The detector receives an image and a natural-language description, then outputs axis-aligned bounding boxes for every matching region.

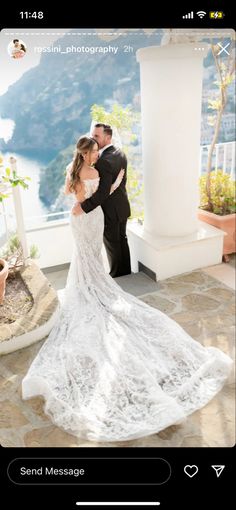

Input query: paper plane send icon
[211,465,225,477]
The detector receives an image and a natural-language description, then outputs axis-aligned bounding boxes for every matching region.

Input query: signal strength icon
[196,11,207,18]
[182,12,194,19]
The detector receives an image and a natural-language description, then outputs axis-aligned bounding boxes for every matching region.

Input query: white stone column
[10,157,29,263]
[136,44,209,237]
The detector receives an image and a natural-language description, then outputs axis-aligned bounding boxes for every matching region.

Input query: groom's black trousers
[103,219,131,278]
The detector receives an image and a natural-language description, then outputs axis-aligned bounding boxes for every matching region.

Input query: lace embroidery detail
[22,188,233,442]
[83,178,100,199]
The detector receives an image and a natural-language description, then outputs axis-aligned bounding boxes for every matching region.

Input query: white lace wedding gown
[22,179,233,442]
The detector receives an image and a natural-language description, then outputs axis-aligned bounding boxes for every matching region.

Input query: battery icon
[209,11,224,18]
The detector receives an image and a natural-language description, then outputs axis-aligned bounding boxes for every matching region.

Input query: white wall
[26,220,73,268]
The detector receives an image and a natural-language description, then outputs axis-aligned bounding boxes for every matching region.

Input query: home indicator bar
[75,503,161,507]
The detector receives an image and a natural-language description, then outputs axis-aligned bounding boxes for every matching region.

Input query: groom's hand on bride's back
[110,168,125,193]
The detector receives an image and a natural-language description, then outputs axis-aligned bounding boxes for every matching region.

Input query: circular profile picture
[8,39,27,59]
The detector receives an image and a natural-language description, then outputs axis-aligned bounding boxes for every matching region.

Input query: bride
[22,135,233,442]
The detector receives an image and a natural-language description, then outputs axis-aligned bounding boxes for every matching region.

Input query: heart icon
[184,465,199,478]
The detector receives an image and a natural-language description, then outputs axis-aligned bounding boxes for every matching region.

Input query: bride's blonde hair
[69,136,97,193]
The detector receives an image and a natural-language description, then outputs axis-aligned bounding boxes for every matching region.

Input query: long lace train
[22,186,233,442]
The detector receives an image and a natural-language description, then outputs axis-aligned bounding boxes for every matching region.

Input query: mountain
[39,144,74,207]
[0,29,162,156]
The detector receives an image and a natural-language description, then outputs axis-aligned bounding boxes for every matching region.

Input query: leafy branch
[0,156,31,203]
[1,167,30,190]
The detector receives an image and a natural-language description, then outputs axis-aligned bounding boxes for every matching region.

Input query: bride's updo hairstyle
[69,136,97,193]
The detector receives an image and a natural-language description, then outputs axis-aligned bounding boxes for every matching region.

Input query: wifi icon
[196,11,206,18]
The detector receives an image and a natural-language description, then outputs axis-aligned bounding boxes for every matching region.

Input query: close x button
[7,458,171,485]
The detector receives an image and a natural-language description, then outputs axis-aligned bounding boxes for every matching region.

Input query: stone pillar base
[127,220,225,281]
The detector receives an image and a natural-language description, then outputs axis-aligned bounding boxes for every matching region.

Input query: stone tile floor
[0,259,235,447]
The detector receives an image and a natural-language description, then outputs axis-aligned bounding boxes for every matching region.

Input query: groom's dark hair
[95,123,112,137]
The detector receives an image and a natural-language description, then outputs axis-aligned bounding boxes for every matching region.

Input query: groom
[72,123,131,278]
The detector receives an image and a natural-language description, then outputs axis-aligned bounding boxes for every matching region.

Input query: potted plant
[198,170,236,260]
[198,40,235,261]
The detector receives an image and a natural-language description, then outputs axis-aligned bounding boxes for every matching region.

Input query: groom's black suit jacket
[81,145,131,222]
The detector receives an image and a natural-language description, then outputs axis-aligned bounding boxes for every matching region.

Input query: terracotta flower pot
[0,258,9,305]
[198,210,236,256]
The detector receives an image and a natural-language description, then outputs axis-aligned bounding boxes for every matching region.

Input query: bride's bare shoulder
[90,167,99,179]
[80,167,99,180]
